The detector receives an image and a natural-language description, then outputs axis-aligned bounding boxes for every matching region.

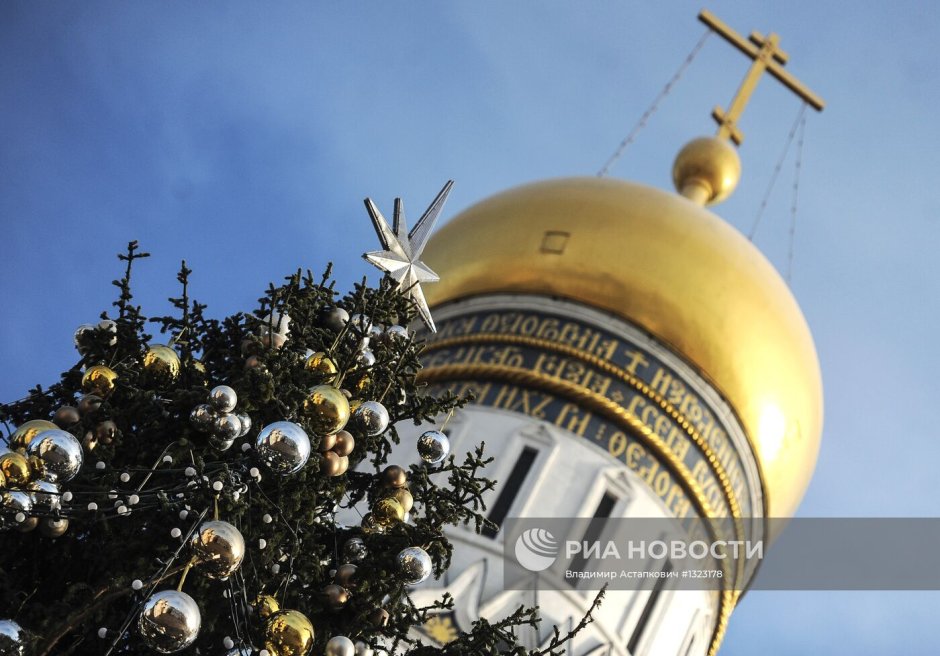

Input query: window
[568,492,618,578]
[627,559,674,655]
[482,446,538,538]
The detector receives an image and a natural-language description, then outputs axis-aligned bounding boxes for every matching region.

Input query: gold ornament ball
[40,517,69,538]
[16,516,39,533]
[372,497,405,527]
[302,386,350,435]
[142,345,181,384]
[82,365,118,397]
[0,452,32,487]
[304,351,338,382]
[321,451,343,477]
[95,420,118,443]
[380,465,408,489]
[82,432,99,452]
[53,406,80,428]
[264,609,314,656]
[332,431,355,457]
[322,583,349,611]
[78,394,103,415]
[318,433,338,453]
[335,563,357,588]
[390,487,414,513]
[369,608,390,627]
[0,469,5,488]
[360,513,382,535]
[254,594,280,619]
[10,420,57,449]
[335,455,349,476]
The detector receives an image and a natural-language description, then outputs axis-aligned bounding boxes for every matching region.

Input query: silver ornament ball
[417,430,450,465]
[27,429,83,482]
[0,491,33,529]
[190,520,245,578]
[138,590,201,653]
[189,404,216,431]
[209,385,238,413]
[207,435,234,452]
[215,414,242,440]
[29,480,62,513]
[397,546,432,585]
[235,413,252,437]
[352,401,389,437]
[0,619,27,656]
[73,323,95,354]
[325,636,355,656]
[254,421,311,475]
[343,537,368,563]
[356,349,376,369]
[322,307,349,332]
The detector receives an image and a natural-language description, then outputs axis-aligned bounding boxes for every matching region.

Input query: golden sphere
[380,465,408,489]
[390,487,414,513]
[318,433,337,452]
[332,430,355,457]
[322,583,349,610]
[0,452,32,487]
[16,516,39,533]
[372,497,405,527]
[53,406,80,428]
[39,517,69,538]
[335,563,357,588]
[671,136,741,205]
[254,594,280,619]
[304,351,337,382]
[0,469,5,488]
[302,385,350,435]
[422,177,823,521]
[142,345,181,384]
[82,365,118,397]
[10,420,57,449]
[320,451,343,477]
[264,609,314,656]
[360,512,382,534]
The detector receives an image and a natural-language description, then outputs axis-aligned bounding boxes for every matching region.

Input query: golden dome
[422,177,823,518]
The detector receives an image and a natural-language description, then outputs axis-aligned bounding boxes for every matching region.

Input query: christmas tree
[0,186,601,656]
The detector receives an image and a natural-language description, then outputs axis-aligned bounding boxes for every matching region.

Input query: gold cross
[699,10,824,146]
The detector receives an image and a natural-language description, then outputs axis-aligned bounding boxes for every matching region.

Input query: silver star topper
[363,180,454,333]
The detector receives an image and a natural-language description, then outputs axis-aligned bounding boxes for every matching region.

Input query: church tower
[396,11,824,655]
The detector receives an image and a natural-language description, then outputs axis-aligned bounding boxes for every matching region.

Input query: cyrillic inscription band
[421,309,757,532]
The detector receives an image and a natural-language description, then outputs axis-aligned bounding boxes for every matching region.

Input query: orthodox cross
[699,9,825,145]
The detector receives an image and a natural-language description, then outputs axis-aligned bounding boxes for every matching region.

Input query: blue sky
[2,2,938,653]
